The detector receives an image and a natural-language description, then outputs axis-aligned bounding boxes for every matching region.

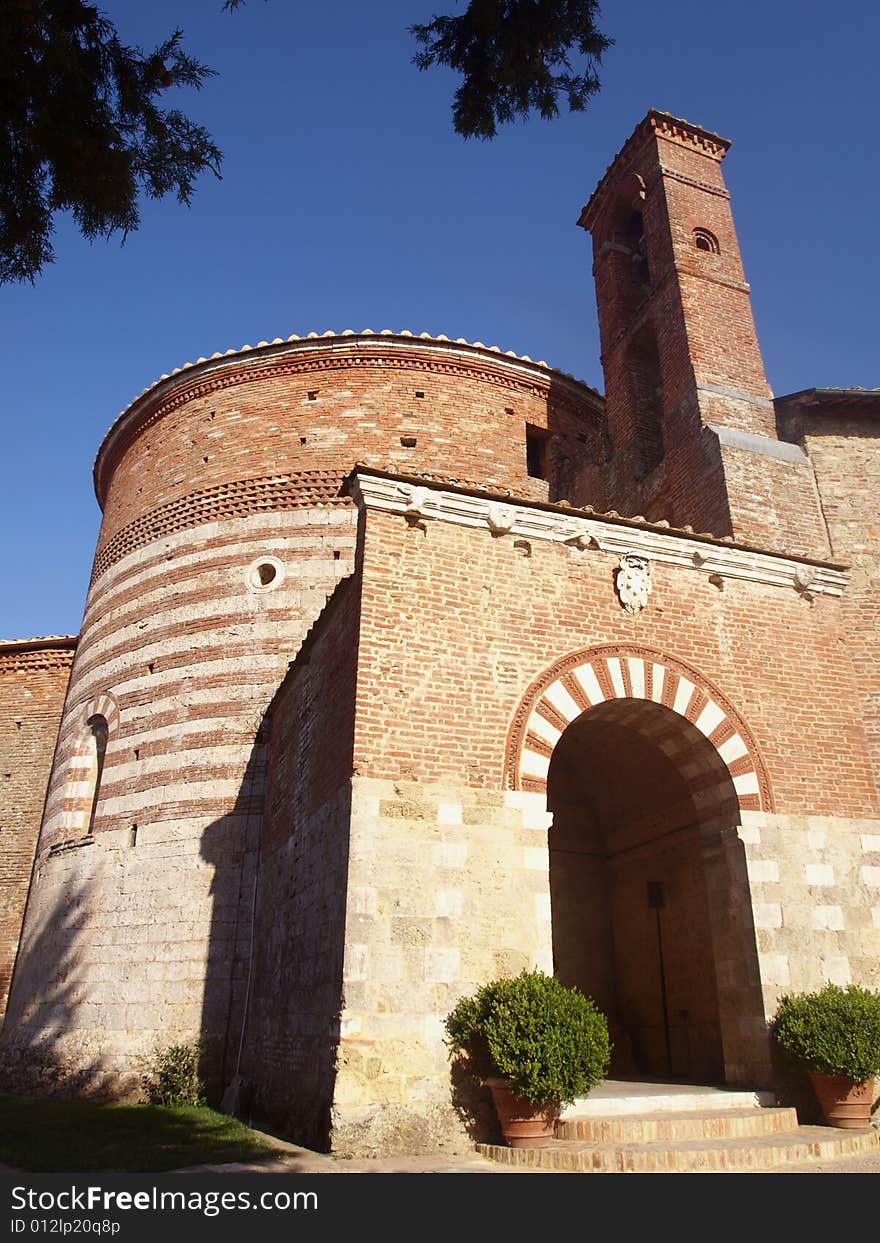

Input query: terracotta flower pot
[486,1077,559,1148]
[808,1072,878,1129]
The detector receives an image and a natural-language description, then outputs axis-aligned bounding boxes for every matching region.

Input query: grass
[0,1095,283,1173]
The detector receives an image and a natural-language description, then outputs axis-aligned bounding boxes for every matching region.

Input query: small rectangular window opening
[525,425,550,480]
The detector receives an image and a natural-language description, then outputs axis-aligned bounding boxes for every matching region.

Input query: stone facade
[1,111,878,1155]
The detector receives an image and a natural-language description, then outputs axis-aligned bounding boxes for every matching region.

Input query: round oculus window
[246,556,285,592]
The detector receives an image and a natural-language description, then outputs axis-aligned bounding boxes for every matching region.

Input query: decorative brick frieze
[92,471,350,579]
[94,335,601,508]
[0,641,77,673]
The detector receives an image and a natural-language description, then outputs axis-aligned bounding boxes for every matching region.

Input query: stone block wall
[332,778,554,1155]
[303,479,880,1146]
[1,332,603,1104]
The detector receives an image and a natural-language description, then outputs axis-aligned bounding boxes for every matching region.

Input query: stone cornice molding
[93,335,602,507]
[658,166,731,200]
[350,471,849,598]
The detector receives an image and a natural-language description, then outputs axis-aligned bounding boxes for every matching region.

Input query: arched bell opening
[546,697,763,1086]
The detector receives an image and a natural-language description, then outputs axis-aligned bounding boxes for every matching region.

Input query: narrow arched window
[85,714,109,835]
[693,227,720,255]
[623,208,650,285]
[626,323,665,479]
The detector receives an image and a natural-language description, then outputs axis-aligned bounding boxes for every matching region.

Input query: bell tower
[579,111,828,557]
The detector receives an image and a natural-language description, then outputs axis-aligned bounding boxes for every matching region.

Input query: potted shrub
[772,982,880,1129]
[445,969,612,1147]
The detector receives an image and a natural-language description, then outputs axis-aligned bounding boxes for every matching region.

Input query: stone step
[477,1126,880,1173]
[562,1081,775,1117]
[556,1106,799,1143]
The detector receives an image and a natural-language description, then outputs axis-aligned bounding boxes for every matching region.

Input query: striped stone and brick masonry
[2,333,603,1098]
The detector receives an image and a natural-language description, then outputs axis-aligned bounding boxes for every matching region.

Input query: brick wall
[577,112,829,558]
[778,393,880,797]
[1,335,603,1096]
[0,640,75,1021]
[352,506,874,815]
[94,336,603,563]
[0,508,356,1096]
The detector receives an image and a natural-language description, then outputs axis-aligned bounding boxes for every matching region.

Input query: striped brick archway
[58,691,121,838]
[82,692,121,736]
[505,645,773,814]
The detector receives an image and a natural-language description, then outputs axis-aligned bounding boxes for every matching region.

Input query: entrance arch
[506,646,772,1087]
[505,646,773,813]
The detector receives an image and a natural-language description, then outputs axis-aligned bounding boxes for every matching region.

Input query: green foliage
[445,969,612,1107]
[142,1040,207,1107]
[772,983,880,1083]
[0,1096,274,1173]
[1,0,221,283]
[411,0,612,139]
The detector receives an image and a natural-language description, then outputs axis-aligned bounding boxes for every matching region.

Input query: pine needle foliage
[1,1,221,283]
[411,0,612,139]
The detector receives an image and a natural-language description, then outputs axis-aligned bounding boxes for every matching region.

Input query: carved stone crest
[486,503,515,535]
[616,554,652,613]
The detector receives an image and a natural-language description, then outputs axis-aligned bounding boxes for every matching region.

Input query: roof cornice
[93,331,602,508]
[349,468,848,599]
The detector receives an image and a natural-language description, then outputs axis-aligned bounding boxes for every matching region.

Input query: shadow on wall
[201,577,360,1151]
[198,734,266,1108]
[199,741,350,1152]
[0,724,349,1145]
[0,876,114,1098]
[448,1059,502,1147]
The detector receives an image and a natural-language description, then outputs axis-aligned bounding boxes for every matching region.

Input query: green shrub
[772,983,880,1083]
[142,1040,206,1107]
[445,969,612,1108]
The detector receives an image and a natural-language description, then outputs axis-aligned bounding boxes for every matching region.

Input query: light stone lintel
[351,473,847,596]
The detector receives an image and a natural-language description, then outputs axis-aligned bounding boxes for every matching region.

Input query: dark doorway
[547,699,748,1084]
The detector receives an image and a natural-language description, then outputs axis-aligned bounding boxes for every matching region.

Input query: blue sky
[1,1,877,640]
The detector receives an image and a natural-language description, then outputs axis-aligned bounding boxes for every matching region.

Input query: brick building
[1,111,879,1154]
